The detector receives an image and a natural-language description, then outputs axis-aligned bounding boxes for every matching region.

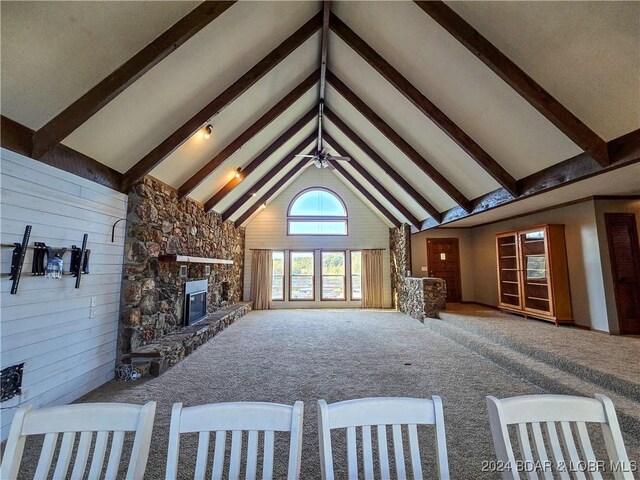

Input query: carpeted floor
[70,308,639,479]
[9,308,640,478]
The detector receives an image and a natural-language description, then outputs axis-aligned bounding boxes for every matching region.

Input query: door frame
[604,213,640,335]
[426,237,462,302]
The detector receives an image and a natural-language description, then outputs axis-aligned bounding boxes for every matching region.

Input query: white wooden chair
[317,396,450,480]
[487,394,635,480]
[0,401,156,480]
[166,401,304,480]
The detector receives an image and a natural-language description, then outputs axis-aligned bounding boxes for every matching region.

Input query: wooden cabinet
[496,224,573,324]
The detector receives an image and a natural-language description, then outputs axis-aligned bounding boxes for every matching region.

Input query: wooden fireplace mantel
[158,254,234,265]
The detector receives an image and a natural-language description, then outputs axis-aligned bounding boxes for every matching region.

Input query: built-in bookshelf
[495,225,573,325]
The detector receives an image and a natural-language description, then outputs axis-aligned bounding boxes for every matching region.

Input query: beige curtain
[250,250,273,310]
[361,249,384,309]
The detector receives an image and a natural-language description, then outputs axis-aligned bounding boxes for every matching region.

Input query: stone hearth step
[128,302,251,377]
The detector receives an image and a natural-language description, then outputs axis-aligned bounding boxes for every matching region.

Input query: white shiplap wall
[243,167,392,308]
[0,148,127,440]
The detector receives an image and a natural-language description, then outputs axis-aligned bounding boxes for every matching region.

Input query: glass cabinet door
[497,234,521,308]
[519,229,552,314]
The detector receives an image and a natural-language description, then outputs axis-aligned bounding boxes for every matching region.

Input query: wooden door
[605,213,640,334]
[427,238,462,302]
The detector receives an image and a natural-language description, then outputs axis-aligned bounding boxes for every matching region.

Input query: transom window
[287,188,347,235]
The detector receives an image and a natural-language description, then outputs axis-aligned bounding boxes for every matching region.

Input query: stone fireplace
[118,177,245,362]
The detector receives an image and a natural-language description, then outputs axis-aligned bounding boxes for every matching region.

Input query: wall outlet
[90,296,97,307]
[89,308,97,319]
[421,266,428,272]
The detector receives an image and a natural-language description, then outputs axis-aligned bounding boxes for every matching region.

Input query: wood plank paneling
[0,148,127,441]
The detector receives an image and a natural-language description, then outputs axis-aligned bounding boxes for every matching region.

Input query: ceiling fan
[295,101,351,169]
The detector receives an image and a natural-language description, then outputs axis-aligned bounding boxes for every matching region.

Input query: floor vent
[1,363,24,402]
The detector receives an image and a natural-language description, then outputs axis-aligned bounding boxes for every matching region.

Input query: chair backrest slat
[70,431,93,480]
[262,431,275,480]
[228,430,243,480]
[362,425,374,480]
[546,422,570,480]
[516,423,538,480]
[575,422,603,480]
[167,401,304,480]
[407,424,424,480]
[487,395,634,480]
[34,432,58,480]
[246,430,259,479]
[1,402,155,480]
[377,424,391,478]
[560,421,587,480]
[105,430,125,479]
[88,431,109,480]
[529,423,553,480]
[194,431,209,480]
[346,426,358,479]
[212,430,227,480]
[317,397,448,480]
[392,424,406,479]
[52,431,75,479]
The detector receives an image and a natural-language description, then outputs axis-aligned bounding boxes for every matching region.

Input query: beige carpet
[11,308,640,478]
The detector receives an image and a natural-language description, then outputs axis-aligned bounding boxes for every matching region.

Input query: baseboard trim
[460,301,499,310]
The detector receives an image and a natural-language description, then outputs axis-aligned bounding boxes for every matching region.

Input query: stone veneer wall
[390,224,411,310]
[400,277,447,321]
[119,177,245,361]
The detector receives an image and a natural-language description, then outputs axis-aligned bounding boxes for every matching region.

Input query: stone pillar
[389,224,411,310]
[399,277,447,321]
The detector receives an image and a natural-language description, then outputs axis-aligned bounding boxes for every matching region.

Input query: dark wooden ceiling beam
[203,108,318,211]
[319,1,331,102]
[2,115,123,191]
[322,108,441,221]
[220,133,316,218]
[328,160,402,228]
[122,11,323,191]
[413,1,610,167]
[420,129,640,230]
[329,13,519,197]
[178,71,319,199]
[323,132,422,229]
[31,1,236,160]
[234,158,311,226]
[326,72,470,212]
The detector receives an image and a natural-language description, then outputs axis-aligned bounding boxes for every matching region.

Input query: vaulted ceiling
[2,1,639,230]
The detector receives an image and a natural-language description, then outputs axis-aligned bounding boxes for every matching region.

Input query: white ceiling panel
[325,68,500,198]
[183,90,318,206]
[323,124,429,220]
[324,107,458,213]
[447,1,640,141]
[63,1,320,172]
[328,169,395,228]
[149,41,320,187]
[213,126,317,213]
[331,2,582,178]
[230,159,315,224]
[0,1,199,129]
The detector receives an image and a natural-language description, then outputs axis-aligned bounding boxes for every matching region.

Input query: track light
[234,167,242,179]
[260,203,267,209]
[203,124,213,139]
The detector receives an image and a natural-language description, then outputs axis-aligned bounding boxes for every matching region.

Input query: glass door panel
[497,234,521,308]
[519,229,551,314]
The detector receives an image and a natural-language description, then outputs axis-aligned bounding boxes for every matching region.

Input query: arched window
[287,188,347,235]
